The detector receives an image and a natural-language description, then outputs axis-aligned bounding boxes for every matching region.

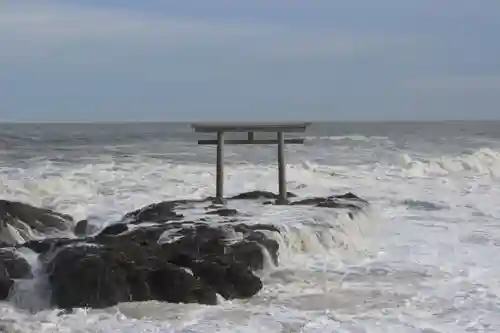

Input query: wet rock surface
[122,200,190,224]
[206,208,239,217]
[0,200,73,245]
[0,275,13,300]
[291,192,368,210]
[0,190,368,309]
[47,242,218,309]
[229,190,297,200]
[42,219,280,309]
[0,248,33,300]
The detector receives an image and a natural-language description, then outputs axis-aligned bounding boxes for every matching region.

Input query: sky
[0,0,499,122]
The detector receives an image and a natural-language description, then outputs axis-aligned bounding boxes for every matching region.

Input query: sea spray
[396,147,500,178]
[269,210,374,268]
[8,247,52,312]
[2,122,499,331]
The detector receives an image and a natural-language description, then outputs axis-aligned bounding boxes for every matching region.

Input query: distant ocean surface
[2,121,500,332]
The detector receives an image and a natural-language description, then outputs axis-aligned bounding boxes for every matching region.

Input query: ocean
[1,121,500,332]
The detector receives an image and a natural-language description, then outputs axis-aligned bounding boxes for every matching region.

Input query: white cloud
[0,2,415,62]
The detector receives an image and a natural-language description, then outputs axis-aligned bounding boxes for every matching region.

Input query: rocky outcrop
[229,190,297,200]
[0,200,73,245]
[73,219,89,237]
[40,218,279,309]
[1,190,368,310]
[0,248,33,300]
[121,200,187,224]
[206,208,239,217]
[291,192,368,210]
[21,237,79,255]
[0,274,13,300]
[46,242,218,309]
[73,219,100,237]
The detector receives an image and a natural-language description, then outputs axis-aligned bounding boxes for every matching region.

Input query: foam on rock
[0,190,368,310]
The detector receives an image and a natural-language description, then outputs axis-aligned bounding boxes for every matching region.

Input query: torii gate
[191,122,311,205]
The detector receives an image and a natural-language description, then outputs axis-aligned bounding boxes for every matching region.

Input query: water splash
[396,148,500,179]
[7,247,52,313]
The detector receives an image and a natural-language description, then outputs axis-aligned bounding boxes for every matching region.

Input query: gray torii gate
[191,122,311,204]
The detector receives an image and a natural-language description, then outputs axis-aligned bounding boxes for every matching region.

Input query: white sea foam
[157,228,185,244]
[7,247,52,313]
[1,136,500,332]
[396,147,500,178]
[305,135,389,142]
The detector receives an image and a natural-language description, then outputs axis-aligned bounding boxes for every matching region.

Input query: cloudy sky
[0,0,499,122]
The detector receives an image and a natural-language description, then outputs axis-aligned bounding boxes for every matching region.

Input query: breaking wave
[305,135,389,142]
[3,125,500,332]
[396,147,500,178]
[401,199,449,211]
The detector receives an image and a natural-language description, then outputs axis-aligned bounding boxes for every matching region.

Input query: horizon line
[1,119,500,125]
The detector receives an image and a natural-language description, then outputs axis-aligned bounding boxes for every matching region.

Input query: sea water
[1,121,500,332]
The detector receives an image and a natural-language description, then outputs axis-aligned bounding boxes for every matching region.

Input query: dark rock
[190,257,262,299]
[229,239,273,270]
[0,275,13,300]
[2,191,371,308]
[73,219,99,237]
[0,248,33,279]
[206,208,239,217]
[97,224,170,248]
[0,248,33,300]
[48,245,133,309]
[250,224,281,234]
[0,200,73,229]
[12,200,280,309]
[229,191,297,200]
[245,231,279,266]
[110,222,272,299]
[145,266,217,305]
[97,223,128,237]
[154,223,276,296]
[0,200,73,245]
[332,192,368,203]
[160,224,228,260]
[228,225,280,267]
[316,201,362,210]
[74,220,89,237]
[123,201,185,224]
[46,242,217,309]
[153,222,280,270]
[20,238,80,255]
[233,223,281,234]
[291,192,368,211]
[290,197,326,206]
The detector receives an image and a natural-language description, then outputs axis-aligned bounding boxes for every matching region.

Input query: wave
[7,247,51,313]
[401,199,449,211]
[271,210,376,266]
[1,195,376,315]
[0,158,365,223]
[305,135,389,142]
[396,148,500,178]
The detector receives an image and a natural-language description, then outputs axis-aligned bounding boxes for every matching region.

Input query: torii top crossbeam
[191,122,311,204]
[191,122,310,133]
